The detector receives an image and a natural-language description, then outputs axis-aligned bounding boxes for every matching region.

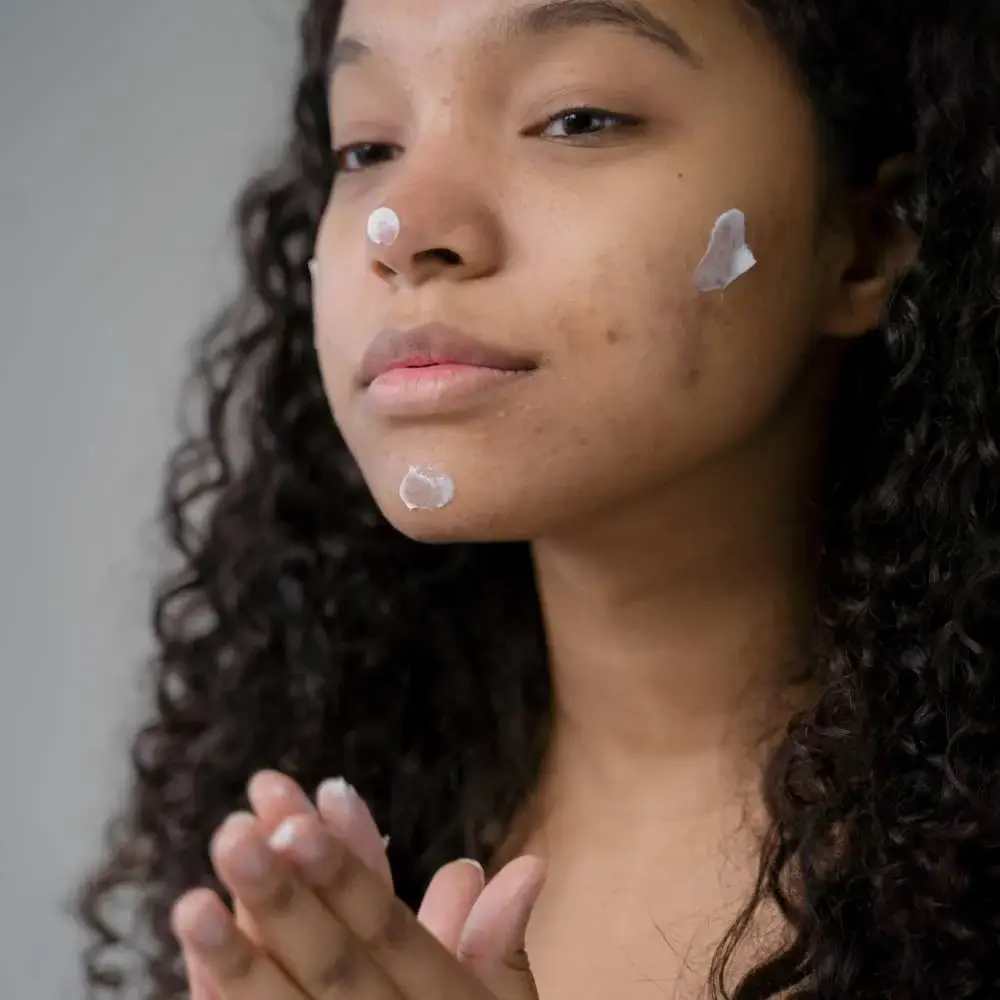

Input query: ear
[819,154,921,339]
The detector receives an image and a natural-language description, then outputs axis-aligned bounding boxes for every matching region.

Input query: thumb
[417,858,486,952]
[457,855,547,1000]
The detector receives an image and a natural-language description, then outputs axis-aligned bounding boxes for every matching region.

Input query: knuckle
[324,848,357,894]
[360,896,415,954]
[310,944,359,994]
[255,875,297,916]
[217,940,259,983]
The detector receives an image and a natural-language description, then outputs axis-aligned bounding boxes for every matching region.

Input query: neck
[527,356,833,835]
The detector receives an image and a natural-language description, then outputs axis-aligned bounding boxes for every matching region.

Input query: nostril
[420,247,462,266]
[371,259,396,279]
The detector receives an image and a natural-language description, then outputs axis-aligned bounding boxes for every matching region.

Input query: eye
[537,107,641,140]
[332,142,399,174]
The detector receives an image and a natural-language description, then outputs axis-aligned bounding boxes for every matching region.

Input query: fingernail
[248,771,314,814]
[272,779,314,811]
[221,813,271,882]
[269,817,327,865]
[268,818,299,850]
[458,858,486,886]
[189,902,231,949]
[316,777,361,830]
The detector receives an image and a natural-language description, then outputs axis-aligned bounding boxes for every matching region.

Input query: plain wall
[0,1,300,993]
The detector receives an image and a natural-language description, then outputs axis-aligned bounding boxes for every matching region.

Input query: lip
[358,323,538,388]
[356,323,538,415]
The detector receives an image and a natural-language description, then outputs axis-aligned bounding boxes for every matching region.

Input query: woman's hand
[239,772,492,953]
[174,774,547,1000]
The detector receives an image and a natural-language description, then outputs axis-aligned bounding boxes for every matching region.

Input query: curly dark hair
[78,2,1000,998]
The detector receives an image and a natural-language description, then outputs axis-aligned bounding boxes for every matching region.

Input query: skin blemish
[675,296,711,389]
[605,327,623,345]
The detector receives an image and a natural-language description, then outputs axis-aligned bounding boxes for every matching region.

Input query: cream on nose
[367,206,401,246]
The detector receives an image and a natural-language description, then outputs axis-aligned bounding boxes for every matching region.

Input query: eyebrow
[327,0,704,80]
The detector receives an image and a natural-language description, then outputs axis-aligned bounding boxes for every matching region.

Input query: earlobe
[820,155,920,339]
[822,273,898,339]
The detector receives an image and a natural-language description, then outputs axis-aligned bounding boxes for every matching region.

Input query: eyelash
[331,107,641,173]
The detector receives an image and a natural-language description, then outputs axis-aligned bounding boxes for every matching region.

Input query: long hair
[79,3,1000,998]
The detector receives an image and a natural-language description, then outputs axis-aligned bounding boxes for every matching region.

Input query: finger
[182,945,222,1000]
[417,860,485,953]
[233,902,262,949]
[316,777,393,888]
[269,813,492,1000]
[210,812,402,1000]
[247,771,316,833]
[237,771,320,944]
[457,856,547,1000]
[172,888,307,1000]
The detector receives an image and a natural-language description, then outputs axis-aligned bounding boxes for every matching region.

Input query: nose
[368,178,504,288]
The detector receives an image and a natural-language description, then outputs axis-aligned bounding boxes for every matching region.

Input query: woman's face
[313,0,850,542]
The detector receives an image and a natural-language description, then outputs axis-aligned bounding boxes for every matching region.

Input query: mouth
[357,323,539,415]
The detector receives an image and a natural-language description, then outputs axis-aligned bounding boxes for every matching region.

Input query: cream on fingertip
[268,818,299,850]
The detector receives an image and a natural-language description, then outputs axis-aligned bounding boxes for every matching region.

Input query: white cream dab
[367,206,401,246]
[307,257,318,278]
[399,466,455,510]
[692,208,757,292]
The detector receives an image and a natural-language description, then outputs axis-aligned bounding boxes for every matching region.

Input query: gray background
[1,1,301,994]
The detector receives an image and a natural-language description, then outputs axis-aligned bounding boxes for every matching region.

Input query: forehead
[330,0,708,73]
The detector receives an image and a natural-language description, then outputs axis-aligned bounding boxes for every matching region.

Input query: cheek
[546,232,713,394]
[539,211,820,472]
[311,250,370,420]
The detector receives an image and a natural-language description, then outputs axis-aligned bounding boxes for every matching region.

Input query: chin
[376,497,531,545]
[346,432,623,544]
[359,468,547,544]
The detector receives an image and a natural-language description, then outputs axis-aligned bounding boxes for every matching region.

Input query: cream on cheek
[582,206,757,395]
[693,208,757,292]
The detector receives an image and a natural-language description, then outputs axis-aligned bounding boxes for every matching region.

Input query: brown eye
[539,107,640,139]
[332,142,398,173]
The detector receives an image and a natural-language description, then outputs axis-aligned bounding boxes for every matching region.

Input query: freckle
[677,172,684,180]
[679,362,701,388]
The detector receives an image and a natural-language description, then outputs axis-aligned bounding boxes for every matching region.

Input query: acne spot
[605,327,623,345]
[678,355,702,389]
[675,297,708,389]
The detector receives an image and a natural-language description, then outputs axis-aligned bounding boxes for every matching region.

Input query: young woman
[80,1,1000,998]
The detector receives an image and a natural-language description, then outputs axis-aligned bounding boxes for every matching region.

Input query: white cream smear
[399,466,455,510]
[367,206,401,246]
[692,208,757,292]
